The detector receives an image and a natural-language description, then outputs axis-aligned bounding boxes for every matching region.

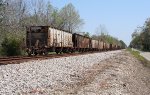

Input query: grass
[48,52,57,54]
[127,48,150,68]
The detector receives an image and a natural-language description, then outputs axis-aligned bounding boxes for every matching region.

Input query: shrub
[1,35,23,56]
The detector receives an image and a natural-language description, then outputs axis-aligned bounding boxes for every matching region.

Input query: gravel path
[0,50,121,95]
[132,48,150,61]
[140,52,150,61]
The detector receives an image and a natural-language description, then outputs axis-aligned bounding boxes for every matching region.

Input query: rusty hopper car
[26,26,73,55]
[72,33,90,52]
[113,44,117,50]
[103,42,106,50]
[117,45,121,49]
[48,28,73,53]
[91,39,99,51]
[105,43,110,50]
[98,41,104,51]
[114,45,118,50]
[111,44,113,50]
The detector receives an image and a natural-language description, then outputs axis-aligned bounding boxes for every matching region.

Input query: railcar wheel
[56,51,59,54]
[70,49,74,53]
[44,50,48,55]
[34,51,38,56]
[27,52,31,56]
[39,51,43,55]
[26,48,32,56]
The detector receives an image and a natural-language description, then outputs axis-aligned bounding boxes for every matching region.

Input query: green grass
[127,48,150,68]
[48,52,57,54]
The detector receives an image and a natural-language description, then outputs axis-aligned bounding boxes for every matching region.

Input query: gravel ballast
[0,50,121,95]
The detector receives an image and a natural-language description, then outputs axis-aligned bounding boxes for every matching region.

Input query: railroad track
[0,52,96,65]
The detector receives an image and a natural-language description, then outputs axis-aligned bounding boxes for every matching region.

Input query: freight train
[26,26,121,55]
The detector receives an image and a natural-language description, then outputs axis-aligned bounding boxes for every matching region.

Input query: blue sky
[47,0,150,46]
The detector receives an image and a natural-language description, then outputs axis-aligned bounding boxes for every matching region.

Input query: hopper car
[26,26,121,55]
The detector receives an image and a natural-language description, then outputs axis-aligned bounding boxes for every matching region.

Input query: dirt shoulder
[57,50,150,95]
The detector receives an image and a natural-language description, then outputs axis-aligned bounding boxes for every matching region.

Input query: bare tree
[45,1,54,25]
[59,3,84,32]
[95,24,108,36]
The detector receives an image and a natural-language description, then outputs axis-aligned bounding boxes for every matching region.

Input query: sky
[46,0,150,46]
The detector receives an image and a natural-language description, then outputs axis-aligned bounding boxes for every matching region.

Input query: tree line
[90,25,127,49]
[0,0,84,36]
[130,18,150,51]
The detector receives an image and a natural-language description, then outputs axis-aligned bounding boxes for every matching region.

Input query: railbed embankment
[0,50,121,94]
